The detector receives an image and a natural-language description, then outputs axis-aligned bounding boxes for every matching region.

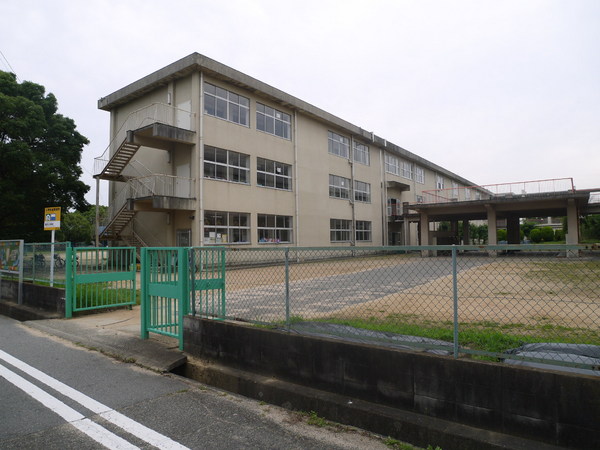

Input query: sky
[1,0,599,205]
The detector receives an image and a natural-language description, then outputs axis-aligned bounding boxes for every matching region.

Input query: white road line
[0,349,189,450]
[0,363,138,450]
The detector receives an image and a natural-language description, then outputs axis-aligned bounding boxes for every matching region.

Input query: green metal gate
[141,247,226,350]
[65,247,137,318]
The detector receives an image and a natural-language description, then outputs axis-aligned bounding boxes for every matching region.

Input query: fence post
[177,247,189,350]
[220,248,226,318]
[285,247,290,330]
[65,246,73,318]
[140,247,148,340]
[452,245,459,359]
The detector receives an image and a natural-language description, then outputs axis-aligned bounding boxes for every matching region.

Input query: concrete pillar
[420,212,430,246]
[566,199,579,245]
[507,216,520,244]
[419,212,431,256]
[403,202,411,246]
[486,205,497,245]
[462,219,470,245]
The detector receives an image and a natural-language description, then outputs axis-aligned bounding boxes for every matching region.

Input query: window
[415,166,425,184]
[329,175,350,199]
[385,153,400,176]
[452,181,459,198]
[204,146,250,184]
[436,174,445,190]
[465,189,471,200]
[330,219,351,242]
[353,142,370,165]
[355,221,372,242]
[256,157,291,190]
[387,198,401,216]
[257,214,292,243]
[354,180,371,203]
[204,82,249,126]
[416,195,424,203]
[204,211,250,244]
[256,103,291,139]
[328,131,349,158]
[401,161,413,180]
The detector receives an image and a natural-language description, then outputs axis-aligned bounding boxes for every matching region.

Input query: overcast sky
[2,0,599,205]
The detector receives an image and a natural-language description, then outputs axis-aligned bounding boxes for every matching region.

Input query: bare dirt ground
[225,255,600,330]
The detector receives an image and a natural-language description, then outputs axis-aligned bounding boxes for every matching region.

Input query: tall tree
[0,71,90,241]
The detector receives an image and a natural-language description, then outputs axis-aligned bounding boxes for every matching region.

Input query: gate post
[177,247,189,350]
[140,247,149,340]
[65,246,73,318]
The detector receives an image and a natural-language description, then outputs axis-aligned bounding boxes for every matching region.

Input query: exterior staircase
[101,203,136,240]
[96,131,141,181]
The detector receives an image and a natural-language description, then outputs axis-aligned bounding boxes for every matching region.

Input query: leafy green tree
[581,214,600,241]
[477,224,488,244]
[57,206,108,244]
[520,221,537,238]
[0,71,89,241]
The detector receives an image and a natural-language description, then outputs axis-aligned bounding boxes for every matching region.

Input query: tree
[520,221,537,238]
[57,206,108,244]
[0,71,90,241]
[581,214,600,241]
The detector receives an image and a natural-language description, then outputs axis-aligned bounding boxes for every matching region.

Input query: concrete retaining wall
[0,279,65,317]
[184,316,600,449]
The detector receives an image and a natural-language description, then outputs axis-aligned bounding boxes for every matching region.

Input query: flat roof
[409,190,594,221]
[98,53,478,188]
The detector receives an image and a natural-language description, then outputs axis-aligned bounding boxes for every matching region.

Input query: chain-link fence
[22,242,71,286]
[204,244,600,372]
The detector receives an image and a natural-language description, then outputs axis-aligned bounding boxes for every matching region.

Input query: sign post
[44,207,61,287]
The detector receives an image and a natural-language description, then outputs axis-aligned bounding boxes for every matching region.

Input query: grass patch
[74,283,139,309]
[299,315,600,354]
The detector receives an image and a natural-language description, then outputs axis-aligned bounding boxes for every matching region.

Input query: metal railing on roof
[420,178,575,204]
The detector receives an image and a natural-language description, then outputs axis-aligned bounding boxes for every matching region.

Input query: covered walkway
[408,178,600,246]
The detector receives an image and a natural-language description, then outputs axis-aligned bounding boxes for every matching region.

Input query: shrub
[530,228,542,243]
[497,229,507,242]
[540,226,555,242]
[554,229,565,241]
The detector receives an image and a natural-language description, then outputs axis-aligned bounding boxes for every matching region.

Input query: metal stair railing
[94,103,196,177]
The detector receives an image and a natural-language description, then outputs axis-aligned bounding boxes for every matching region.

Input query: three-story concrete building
[94,53,478,248]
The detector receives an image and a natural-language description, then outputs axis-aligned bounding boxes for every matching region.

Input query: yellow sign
[44,207,61,231]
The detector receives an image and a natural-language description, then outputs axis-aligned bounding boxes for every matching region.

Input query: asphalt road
[0,315,389,449]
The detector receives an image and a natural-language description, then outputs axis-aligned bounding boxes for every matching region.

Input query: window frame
[354,180,371,203]
[256,157,292,191]
[204,210,250,245]
[330,218,352,242]
[204,82,250,127]
[355,220,372,242]
[256,103,291,140]
[204,145,250,185]
[401,161,413,180]
[415,166,425,184]
[257,214,293,244]
[353,141,370,165]
[329,174,350,199]
[328,131,350,158]
[385,153,400,176]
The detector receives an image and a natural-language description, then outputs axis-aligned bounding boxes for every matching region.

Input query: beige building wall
[101,56,479,249]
